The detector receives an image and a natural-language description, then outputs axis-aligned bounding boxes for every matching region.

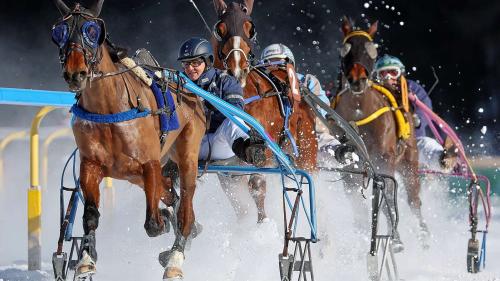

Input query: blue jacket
[297,73,329,117]
[190,68,244,133]
[407,79,432,138]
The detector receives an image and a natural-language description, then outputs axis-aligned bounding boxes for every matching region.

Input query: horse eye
[216,22,225,36]
[51,23,69,47]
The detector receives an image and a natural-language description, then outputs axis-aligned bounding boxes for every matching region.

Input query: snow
[0,137,499,281]
[481,126,488,135]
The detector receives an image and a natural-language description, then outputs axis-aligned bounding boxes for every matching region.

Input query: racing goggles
[376,68,402,80]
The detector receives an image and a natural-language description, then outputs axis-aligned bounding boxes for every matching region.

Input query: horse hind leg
[161,126,201,280]
[248,173,268,223]
[218,173,247,221]
[76,159,104,279]
[143,160,168,237]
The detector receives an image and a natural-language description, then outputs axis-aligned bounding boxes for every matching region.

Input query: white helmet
[260,43,295,66]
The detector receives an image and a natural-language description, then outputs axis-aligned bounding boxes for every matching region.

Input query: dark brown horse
[211,0,317,222]
[51,1,205,279]
[333,17,429,251]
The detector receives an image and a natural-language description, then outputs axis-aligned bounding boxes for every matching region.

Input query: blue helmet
[177,37,214,65]
[374,55,405,77]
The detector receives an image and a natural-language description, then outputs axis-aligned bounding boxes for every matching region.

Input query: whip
[188,0,213,35]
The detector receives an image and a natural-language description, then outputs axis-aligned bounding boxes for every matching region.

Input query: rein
[338,81,411,140]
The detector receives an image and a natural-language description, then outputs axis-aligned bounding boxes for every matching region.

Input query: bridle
[52,8,105,71]
[212,4,257,71]
[339,30,378,95]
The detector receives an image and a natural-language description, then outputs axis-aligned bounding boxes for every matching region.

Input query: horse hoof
[391,240,405,253]
[163,267,184,281]
[258,217,270,224]
[190,221,203,238]
[160,250,184,280]
[75,251,96,279]
[145,216,168,237]
[418,229,431,250]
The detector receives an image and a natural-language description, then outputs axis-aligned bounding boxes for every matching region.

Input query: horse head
[339,16,378,94]
[51,0,106,92]
[212,0,255,87]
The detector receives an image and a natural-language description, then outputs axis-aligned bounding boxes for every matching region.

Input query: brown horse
[210,0,317,223]
[51,1,205,279]
[332,17,429,251]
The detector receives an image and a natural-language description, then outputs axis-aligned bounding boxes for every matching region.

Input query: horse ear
[53,0,70,15]
[341,16,352,36]
[213,0,227,17]
[243,0,254,15]
[367,20,378,37]
[90,0,104,17]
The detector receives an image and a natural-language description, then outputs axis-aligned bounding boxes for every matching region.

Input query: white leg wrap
[167,250,184,268]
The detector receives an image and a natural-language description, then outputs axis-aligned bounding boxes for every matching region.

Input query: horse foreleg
[248,173,268,223]
[294,113,318,172]
[342,174,369,232]
[77,159,104,278]
[399,160,430,248]
[143,160,168,237]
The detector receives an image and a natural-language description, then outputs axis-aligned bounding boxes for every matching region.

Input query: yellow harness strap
[355,107,391,126]
[331,94,341,109]
[400,75,410,112]
[354,83,411,140]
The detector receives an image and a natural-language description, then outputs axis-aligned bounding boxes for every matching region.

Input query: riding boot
[232,134,266,167]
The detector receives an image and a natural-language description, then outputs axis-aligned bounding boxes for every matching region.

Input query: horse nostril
[72,71,87,82]
[79,71,87,78]
[63,72,71,82]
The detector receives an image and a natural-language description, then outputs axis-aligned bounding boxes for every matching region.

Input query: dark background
[0,0,498,155]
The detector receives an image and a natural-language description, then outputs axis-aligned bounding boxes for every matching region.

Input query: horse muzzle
[349,78,369,95]
[63,70,89,92]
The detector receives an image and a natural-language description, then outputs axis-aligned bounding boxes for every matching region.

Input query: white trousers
[199,117,249,161]
[417,136,444,170]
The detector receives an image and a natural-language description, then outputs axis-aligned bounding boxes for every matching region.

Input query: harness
[71,55,180,146]
[244,65,299,157]
[333,81,411,140]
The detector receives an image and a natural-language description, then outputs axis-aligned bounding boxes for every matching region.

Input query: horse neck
[211,37,224,70]
[79,45,135,114]
[244,69,274,98]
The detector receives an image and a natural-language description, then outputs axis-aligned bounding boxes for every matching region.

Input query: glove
[413,113,421,129]
[332,144,359,165]
[232,129,267,167]
[204,100,217,112]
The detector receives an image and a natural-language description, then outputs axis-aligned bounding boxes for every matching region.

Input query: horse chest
[73,120,159,169]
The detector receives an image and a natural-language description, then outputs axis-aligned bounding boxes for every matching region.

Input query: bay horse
[332,17,429,251]
[211,0,318,222]
[51,1,205,279]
